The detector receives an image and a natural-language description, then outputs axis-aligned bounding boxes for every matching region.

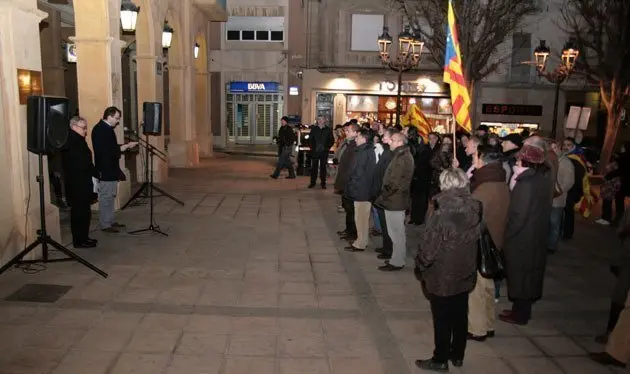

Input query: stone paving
[0,153,626,374]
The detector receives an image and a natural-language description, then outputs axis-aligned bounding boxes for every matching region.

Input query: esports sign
[482,104,543,117]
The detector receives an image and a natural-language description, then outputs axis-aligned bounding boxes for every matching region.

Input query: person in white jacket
[548,140,575,253]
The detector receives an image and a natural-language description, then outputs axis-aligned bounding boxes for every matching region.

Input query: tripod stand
[129,139,168,236]
[121,134,183,210]
[0,153,108,278]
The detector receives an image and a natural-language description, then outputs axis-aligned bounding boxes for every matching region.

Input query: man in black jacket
[271,116,296,179]
[371,128,394,259]
[92,107,137,233]
[61,117,98,248]
[344,128,376,252]
[308,116,334,189]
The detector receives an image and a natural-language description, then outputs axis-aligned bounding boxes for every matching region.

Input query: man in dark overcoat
[61,116,98,248]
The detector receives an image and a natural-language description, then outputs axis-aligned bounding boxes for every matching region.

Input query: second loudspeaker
[142,102,162,135]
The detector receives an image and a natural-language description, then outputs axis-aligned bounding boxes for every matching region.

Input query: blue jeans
[548,207,564,252]
[372,206,382,232]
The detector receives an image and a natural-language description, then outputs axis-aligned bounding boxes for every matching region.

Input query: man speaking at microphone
[92,106,138,233]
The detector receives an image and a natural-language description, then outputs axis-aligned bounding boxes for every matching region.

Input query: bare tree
[393,0,541,94]
[560,0,630,170]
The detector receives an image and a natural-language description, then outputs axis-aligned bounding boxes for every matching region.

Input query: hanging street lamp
[120,0,140,33]
[162,22,174,49]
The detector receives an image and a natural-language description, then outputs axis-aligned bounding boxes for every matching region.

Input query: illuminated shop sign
[229,81,280,92]
[482,104,543,116]
[379,80,426,94]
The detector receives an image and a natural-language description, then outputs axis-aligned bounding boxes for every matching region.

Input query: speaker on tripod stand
[121,102,183,210]
[0,95,108,278]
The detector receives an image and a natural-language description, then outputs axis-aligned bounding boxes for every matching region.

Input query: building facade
[291,0,601,140]
[210,0,291,147]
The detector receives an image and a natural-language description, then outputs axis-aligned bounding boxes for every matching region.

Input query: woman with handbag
[500,144,552,325]
[414,168,482,372]
[467,146,510,341]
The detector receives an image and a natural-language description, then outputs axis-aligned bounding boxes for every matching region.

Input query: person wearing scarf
[500,145,552,326]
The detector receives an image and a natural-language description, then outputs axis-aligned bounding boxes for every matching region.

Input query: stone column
[196,69,212,157]
[72,0,130,207]
[333,93,347,125]
[38,7,66,96]
[0,0,60,264]
[168,0,199,168]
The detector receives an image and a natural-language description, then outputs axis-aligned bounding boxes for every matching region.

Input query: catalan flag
[401,104,432,142]
[443,0,472,133]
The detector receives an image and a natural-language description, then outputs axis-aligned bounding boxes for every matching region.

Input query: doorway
[227,93,283,144]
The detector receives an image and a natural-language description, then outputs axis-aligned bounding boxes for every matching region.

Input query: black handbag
[477,208,505,279]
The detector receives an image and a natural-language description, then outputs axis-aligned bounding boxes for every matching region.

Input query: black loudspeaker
[26,95,70,155]
[142,102,162,135]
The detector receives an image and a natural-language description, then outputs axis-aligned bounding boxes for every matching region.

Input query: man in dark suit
[271,116,297,179]
[61,117,98,248]
[92,107,137,233]
[308,116,335,189]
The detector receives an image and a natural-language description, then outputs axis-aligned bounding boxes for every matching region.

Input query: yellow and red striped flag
[401,104,432,142]
[443,0,472,133]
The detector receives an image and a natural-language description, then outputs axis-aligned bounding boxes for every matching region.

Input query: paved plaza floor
[0,154,626,374]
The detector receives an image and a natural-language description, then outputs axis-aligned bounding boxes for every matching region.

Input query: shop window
[510,33,532,83]
[351,14,384,52]
[316,93,335,125]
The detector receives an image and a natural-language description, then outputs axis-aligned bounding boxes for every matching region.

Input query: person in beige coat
[467,145,510,340]
[590,289,629,368]
[548,140,574,253]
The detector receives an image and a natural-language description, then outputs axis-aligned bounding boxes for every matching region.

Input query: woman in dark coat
[500,144,552,325]
[61,116,98,248]
[415,168,482,372]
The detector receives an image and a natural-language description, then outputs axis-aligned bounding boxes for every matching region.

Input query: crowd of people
[308,120,629,372]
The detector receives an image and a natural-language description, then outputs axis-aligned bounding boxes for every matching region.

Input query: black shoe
[415,358,448,372]
[270,174,279,179]
[321,185,327,189]
[86,238,98,245]
[341,236,357,242]
[589,352,626,368]
[111,222,126,228]
[377,253,391,260]
[450,359,463,368]
[467,332,487,342]
[74,241,96,248]
[487,330,495,338]
[337,230,349,236]
[344,245,364,252]
[375,247,384,253]
[307,184,315,188]
[378,263,404,272]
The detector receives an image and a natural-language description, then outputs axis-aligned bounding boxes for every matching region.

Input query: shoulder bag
[477,205,505,279]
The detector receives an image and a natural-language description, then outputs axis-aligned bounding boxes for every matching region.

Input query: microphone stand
[128,134,168,237]
[121,132,184,209]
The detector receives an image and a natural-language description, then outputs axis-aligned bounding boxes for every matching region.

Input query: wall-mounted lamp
[120,0,140,33]
[17,69,43,105]
[194,42,200,59]
[162,21,174,49]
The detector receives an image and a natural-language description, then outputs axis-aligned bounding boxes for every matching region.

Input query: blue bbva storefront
[226,81,283,144]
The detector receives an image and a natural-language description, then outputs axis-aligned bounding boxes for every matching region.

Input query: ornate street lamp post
[377,26,424,127]
[533,39,579,138]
